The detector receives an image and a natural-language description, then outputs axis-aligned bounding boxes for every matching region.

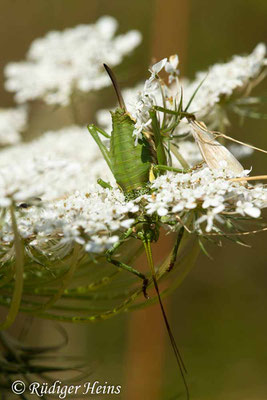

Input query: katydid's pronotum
[88,64,191,400]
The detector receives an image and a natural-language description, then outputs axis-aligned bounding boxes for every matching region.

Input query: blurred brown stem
[151,0,191,74]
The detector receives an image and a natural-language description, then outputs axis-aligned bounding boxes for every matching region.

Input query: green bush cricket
[87,64,194,399]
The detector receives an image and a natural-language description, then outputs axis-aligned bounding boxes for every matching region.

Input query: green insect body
[109,108,152,192]
[88,64,190,400]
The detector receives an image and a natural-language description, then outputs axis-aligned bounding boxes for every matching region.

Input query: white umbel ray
[190,120,244,174]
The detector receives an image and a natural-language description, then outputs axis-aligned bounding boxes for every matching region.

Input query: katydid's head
[103,64,126,111]
[110,107,128,122]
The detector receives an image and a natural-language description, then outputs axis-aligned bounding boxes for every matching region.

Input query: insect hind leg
[106,228,149,299]
[167,226,184,272]
[106,255,149,298]
[87,124,113,172]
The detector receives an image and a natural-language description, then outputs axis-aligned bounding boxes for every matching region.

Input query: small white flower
[236,201,261,218]
[165,54,179,82]
[165,54,179,73]
[146,200,168,216]
[150,58,167,75]
[133,118,152,143]
[120,219,135,229]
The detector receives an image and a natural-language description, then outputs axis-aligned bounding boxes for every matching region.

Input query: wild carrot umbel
[87,61,267,398]
[0,23,266,399]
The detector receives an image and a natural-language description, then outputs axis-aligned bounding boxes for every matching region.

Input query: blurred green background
[0,0,267,399]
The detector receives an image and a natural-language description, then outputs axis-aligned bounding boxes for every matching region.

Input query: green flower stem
[0,206,24,330]
[31,243,80,312]
[169,143,190,169]
[23,283,148,323]
[17,287,136,300]
[22,241,143,296]
[30,233,198,323]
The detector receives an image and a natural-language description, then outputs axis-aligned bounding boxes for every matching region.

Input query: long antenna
[103,64,126,110]
[143,240,190,400]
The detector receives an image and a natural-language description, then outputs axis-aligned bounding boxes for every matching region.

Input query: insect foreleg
[88,124,111,139]
[167,226,185,272]
[106,228,149,298]
[97,179,112,190]
[154,165,190,173]
[87,124,112,172]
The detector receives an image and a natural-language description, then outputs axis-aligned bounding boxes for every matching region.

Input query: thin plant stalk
[0,205,24,330]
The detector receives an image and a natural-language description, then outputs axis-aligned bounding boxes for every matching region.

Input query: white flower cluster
[131,58,173,142]
[182,43,266,118]
[97,44,266,141]
[1,187,138,254]
[2,165,266,256]
[0,126,112,205]
[4,16,142,106]
[0,106,27,146]
[143,165,267,232]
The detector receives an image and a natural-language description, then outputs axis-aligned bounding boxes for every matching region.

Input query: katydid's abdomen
[110,108,152,192]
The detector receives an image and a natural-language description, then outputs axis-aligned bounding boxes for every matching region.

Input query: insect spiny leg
[167,226,185,272]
